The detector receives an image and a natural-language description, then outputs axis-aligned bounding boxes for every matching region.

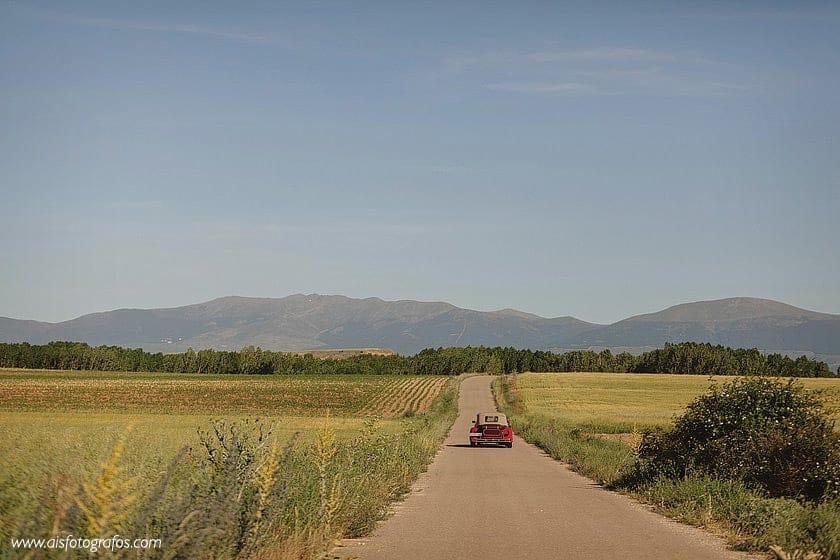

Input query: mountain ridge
[1,296,838,368]
[625,297,835,323]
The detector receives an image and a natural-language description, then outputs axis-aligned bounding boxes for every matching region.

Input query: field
[515,372,840,433]
[496,372,840,556]
[0,370,448,492]
[292,348,397,359]
[0,368,449,476]
[0,368,444,416]
[0,369,454,559]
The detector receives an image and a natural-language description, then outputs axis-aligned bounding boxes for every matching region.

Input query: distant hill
[575,298,840,359]
[623,297,834,323]
[0,295,594,355]
[1,295,838,368]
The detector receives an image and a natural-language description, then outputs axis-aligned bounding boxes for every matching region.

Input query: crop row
[0,371,437,416]
[359,377,448,417]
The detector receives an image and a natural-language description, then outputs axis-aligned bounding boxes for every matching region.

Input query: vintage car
[469,412,513,447]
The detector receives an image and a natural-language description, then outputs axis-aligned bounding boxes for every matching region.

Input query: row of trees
[630,343,834,378]
[0,341,835,377]
[411,343,835,377]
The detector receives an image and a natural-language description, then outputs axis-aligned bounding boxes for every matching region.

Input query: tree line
[0,341,835,377]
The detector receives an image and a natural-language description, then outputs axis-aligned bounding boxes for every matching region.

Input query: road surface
[334,375,754,560]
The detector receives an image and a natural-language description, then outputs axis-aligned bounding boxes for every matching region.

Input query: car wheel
[506,442,513,448]
[470,441,476,447]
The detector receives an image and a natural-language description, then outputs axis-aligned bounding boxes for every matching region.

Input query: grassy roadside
[493,374,840,559]
[1,377,460,559]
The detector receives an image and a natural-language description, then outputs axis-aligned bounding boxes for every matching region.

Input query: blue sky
[1,1,838,324]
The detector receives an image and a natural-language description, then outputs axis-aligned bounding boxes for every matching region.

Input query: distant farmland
[294,348,397,359]
[0,369,442,416]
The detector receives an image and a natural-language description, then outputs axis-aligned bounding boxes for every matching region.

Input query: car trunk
[481,424,503,438]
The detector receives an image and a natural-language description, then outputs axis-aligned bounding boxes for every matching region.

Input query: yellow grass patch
[517,372,840,432]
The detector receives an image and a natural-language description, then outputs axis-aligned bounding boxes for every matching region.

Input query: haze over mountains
[1,295,838,368]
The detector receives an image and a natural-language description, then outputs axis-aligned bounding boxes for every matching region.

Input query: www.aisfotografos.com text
[11,535,162,553]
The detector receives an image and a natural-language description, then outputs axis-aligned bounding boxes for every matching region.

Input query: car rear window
[483,415,500,423]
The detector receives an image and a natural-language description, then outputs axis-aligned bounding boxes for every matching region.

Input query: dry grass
[497,374,840,558]
[0,370,455,553]
[517,372,840,433]
[75,424,137,536]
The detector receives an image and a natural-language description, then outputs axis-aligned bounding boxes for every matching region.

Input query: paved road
[335,375,754,560]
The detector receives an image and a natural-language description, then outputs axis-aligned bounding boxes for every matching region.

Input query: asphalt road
[334,375,755,560]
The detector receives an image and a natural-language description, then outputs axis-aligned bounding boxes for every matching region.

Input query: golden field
[0,369,451,553]
[515,372,840,432]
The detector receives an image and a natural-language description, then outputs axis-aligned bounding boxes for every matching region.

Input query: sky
[1,1,839,325]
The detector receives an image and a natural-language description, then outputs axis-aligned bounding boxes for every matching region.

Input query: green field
[515,372,840,432]
[0,369,455,559]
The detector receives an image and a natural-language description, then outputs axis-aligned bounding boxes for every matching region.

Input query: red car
[469,412,513,448]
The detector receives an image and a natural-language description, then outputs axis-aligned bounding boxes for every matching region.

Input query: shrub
[633,377,840,502]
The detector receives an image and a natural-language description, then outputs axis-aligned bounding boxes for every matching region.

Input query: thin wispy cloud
[442,45,749,98]
[685,7,840,22]
[528,47,675,62]
[22,5,274,45]
[442,47,677,72]
[484,82,597,94]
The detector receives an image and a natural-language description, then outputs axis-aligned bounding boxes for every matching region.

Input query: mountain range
[1,295,838,368]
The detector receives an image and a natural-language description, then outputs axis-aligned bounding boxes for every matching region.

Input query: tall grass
[75,423,138,537]
[492,374,636,484]
[3,378,459,559]
[494,374,840,559]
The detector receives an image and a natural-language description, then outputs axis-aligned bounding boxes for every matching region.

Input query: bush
[633,377,840,502]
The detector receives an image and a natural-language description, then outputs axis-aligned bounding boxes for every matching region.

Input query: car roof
[476,412,508,425]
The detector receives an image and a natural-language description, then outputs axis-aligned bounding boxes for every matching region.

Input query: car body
[469,412,513,447]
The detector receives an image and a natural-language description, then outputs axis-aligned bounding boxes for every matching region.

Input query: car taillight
[502,427,512,438]
[470,426,478,433]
